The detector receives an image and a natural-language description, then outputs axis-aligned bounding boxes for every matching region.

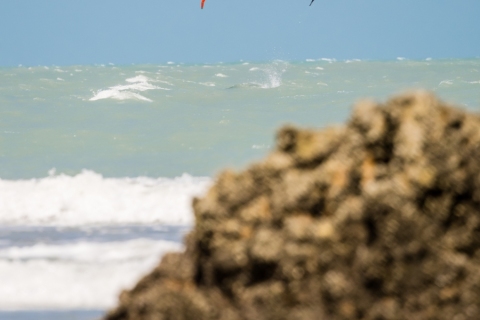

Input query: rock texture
[105,92,480,320]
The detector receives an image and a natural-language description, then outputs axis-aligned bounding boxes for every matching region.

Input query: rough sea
[1,58,479,320]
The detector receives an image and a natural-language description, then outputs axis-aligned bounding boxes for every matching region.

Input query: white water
[0,171,211,226]
[90,75,170,102]
[0,170,204,310]
[253,60,287,89]
[3,59,480,314]
[0,239,182,310]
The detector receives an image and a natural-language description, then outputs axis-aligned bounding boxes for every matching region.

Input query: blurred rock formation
[105,91,480,320]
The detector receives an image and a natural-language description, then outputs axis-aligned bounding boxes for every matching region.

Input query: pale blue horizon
[1,0,479,66]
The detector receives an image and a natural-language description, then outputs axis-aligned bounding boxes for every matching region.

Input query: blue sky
[1,0,479,66]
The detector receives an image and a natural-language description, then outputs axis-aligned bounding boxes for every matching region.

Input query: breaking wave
[229,60,288,89]
[90,75,170,102]
[0,239,181,309]
[0,171,211,226]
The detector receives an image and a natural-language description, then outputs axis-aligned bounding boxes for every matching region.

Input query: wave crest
[0,171,211,226]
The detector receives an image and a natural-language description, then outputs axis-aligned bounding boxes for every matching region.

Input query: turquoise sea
[0,58,479,319]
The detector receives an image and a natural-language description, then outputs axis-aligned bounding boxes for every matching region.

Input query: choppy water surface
[0,58,479,319]
[1,59,479,179]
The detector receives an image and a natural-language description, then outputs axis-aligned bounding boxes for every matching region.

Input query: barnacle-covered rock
[105,91,480,320]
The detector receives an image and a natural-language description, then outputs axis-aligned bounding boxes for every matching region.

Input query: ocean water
[1,58,479,319]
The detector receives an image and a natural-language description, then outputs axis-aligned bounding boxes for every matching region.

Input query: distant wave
[90,75,170,102]
[0,171,211,226]
[320,58,336,63]
[439,80,453,86]
[229,60,287,89]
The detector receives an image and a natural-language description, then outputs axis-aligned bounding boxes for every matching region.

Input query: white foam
[0,239,181,310]
[125,75,149,83]
[252,144,270,149]
[254,60,287,89]
[200,82,216,87]
[90,75,170,102]
[156,79,174,86]
[469,80,480,84]
[90,90,153,102]
[397,57,406,61]
[305,59,315,62]
[215,73,228,78]
[0,171,211,226]
[320,58,336,63]
[114,82,159,92]
[231,60,288,89]
[439,80,453,86]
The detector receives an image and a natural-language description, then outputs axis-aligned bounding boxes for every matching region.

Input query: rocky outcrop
[105,92,480,320]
